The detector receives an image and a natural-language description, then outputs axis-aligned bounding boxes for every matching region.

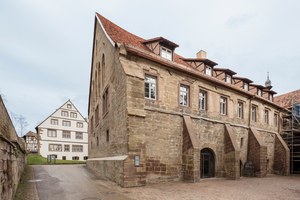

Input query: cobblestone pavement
[119,175,300,200]
[32,164,300,200]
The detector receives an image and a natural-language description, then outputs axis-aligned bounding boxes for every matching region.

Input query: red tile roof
[232,76,253,83]
[213,68,237,75]
[142,37,179,48]
[274,89,300,108]
[95,13,283,109]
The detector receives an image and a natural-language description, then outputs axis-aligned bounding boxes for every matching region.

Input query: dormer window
[226,75,231,83]
[258,89,262,96]
[269,94,273,101]
[206,66,212,76]
[161,47,172,60]
[244,83,248,91]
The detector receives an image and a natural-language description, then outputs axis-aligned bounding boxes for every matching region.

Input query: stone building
[23,131,38,153]
[36,100,88,161]
[87,13,290,187]
[0,95,27,199]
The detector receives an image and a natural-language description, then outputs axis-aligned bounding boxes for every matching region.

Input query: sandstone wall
[88,20,128,158]
[0,96,27,199]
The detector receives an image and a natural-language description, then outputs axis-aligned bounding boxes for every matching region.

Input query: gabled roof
[35,100,87,129]
[274,89,300,108]
[23,131,37,138]
[92,13,283,110]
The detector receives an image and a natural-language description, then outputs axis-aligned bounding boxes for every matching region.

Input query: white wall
[38,101,88,161]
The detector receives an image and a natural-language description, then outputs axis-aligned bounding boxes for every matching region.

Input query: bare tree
[18,115,28,137]
[9,112,29,137]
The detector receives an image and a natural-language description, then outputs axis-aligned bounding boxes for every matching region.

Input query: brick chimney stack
[197,50,207,59]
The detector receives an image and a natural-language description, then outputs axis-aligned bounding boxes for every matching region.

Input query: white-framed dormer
[161,46,173,61]
[142,37,179,62]
[205,66,212,76]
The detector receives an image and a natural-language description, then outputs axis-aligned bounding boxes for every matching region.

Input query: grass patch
[27,154,86,164]
[14,165,37,200]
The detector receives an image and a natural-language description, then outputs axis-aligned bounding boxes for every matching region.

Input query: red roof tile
[95,13,283,109]
[274,89,300,108]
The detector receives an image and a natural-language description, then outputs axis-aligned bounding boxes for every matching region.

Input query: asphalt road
[33,164,133,200]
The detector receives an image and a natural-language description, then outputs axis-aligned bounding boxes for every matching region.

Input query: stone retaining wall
[0,95,27,200]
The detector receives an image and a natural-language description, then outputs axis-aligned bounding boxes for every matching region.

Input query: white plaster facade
[36,100,88,161]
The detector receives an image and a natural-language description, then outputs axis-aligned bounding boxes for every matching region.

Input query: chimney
[197,50,207,59]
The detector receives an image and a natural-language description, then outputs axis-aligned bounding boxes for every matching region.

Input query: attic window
[269,94,273,101]
[244,83,248,91]
[67,104,72,109]
[226,75,231,83]
[206,66,212,76]
[258,89,262,96]
[161,47,172,60]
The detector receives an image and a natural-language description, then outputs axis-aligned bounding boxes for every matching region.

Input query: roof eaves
[181,58,218,67]
[213,68,237,75]
[232,76,253,83]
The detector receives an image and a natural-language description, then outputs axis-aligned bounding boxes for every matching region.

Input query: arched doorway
[200,148,215,178]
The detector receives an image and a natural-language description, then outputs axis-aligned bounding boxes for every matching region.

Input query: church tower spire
[265,71,272,90]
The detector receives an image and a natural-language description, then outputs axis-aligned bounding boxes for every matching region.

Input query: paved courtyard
[32,164,300,200]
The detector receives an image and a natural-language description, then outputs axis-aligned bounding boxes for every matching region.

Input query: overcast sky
[1,0,300,136]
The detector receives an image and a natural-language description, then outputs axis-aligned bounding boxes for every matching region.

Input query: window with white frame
[269,94,273,101]
[237,102,243,119]
[206,66,212,76]
[265,110,269,124]
[61,111,68,117]
[258,89,262,96]
[62,121,71,127]
[226,75,231,83]
[145,75,157,100]
[274,113,278,127]
[49,144,61,151]
[180,85,189,106]
[251,106,257,122]
[48,130,56,137]
[220,97,227,115]
[70,112,77,118]
[51,119,58,125]
[244,83,248,91]
[161,47,172,60]
[199,91,206,110]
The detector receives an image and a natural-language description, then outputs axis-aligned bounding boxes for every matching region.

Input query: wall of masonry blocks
[87,19,289,187]
[0,96,26,199]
